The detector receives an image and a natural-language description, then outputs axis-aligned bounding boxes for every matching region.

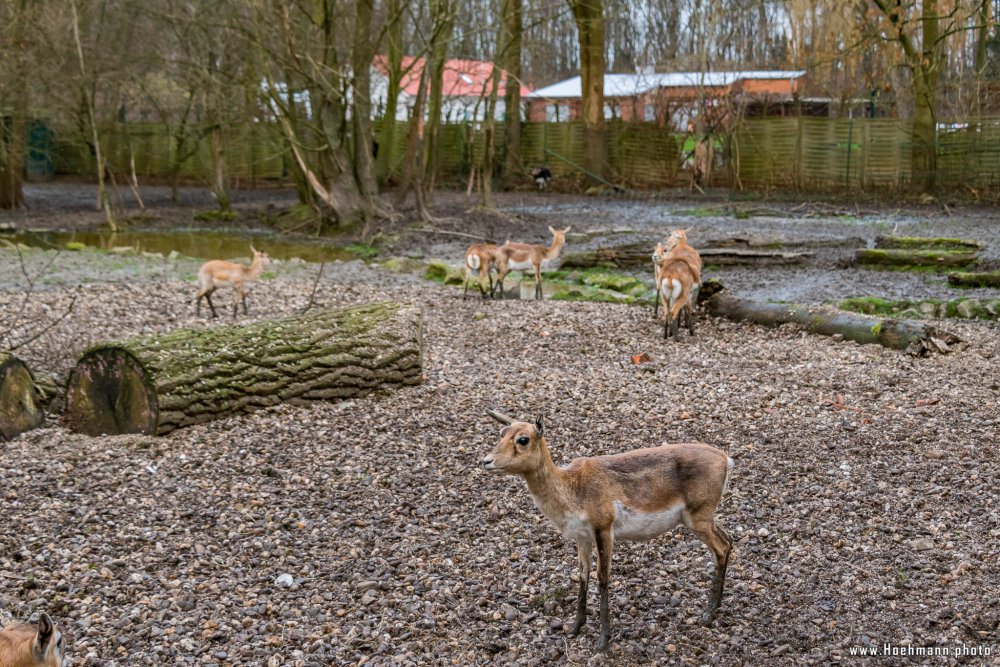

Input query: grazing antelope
[495,226,571,300]
[481,409,734,652]
[653,228,702,320]
[657,256,697,339]
[0,612,67,667]
[195,245,271,318]
[463,243,499,299]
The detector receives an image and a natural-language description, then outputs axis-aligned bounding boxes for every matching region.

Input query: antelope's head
[664,228,691,251]
[482,409,547,476]
[0,612,68,667]
[250,245,272,267]
[548,226,571,243]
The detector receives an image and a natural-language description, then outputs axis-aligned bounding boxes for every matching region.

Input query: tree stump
[0,352,45,440]
[64,302,423,436]
[703,292,961,354]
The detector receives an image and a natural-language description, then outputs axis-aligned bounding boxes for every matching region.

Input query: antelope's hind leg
[690,517,732,626]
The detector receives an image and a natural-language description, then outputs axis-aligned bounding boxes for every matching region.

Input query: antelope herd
[463,225,703,340]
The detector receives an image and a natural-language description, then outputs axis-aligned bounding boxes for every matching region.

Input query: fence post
[845,116,854,191]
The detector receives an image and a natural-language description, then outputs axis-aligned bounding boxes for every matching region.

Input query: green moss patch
[840,296,1000,320]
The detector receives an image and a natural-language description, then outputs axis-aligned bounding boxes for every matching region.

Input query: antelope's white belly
[558,514,596,542]
[612,502,684,542]
[507,259,535,271]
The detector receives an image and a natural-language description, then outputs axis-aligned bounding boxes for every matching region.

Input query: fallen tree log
[875,235,983,251]
[703,292,961,354]
[0,352,45,440]
[561,244,811,270]
[856,248,978,268]
[947,271,1000,288]
[64,302,423,436]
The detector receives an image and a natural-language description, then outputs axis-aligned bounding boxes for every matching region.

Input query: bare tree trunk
[568,0,608,184]
[0,0,28,210]
[209,125,231,211]
[872,0,941,191]
[351,0,380,227]
[501,0,523,188]
[394,70,432,220]
[422,0,455,198]
[480,46,504,208]
[71,0,116,230]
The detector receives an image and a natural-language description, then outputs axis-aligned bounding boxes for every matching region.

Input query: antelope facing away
[653,228,702,320]
[656,253,697,339]
[495,226,571,300]
[463,243,499,299]
[0,612,67,667]
[481,409,734,651]
[195,245,271,318]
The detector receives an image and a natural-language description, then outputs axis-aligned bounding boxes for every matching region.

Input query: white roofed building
[525,70,814,131]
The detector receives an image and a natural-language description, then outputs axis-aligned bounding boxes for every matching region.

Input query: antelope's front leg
[595,529,613,651]
[569,538,593,636]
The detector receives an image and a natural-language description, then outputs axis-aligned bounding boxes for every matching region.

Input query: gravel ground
[1,246,999,665]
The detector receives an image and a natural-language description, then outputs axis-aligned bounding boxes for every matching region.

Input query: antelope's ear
[35,612,54,653]
[534,415,544,438]
[563,226,571,233]
[548,225,555,235]
[250,244,257,254]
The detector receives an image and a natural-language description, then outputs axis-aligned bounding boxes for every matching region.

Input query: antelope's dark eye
[516,435,530,446]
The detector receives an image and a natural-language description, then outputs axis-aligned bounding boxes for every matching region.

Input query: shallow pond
[4,229,356,263]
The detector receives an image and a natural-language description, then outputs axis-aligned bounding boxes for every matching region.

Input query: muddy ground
[1,182,999,666]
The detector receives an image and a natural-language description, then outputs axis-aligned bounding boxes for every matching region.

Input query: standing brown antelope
[463,243,499,299]
[653,228,702,320]
[0,612,67,667]
[195,245,271,318]
[481,409,734,652]
[657,256,697,339]
[495,226,571,300]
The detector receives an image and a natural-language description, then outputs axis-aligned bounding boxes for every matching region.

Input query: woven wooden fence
[45,116,1000,192]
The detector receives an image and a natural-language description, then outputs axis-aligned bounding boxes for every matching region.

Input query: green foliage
[345,243,378,259]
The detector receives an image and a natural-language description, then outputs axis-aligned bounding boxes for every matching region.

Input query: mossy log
[561,244,810,270]
[0,353,45,440]
[947,271,1000,288]
[856,248,978,268]
[64,302,423,436]
[703,293,960,354]
[874,235,983,251]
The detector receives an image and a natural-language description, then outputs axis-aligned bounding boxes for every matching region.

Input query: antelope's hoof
[700,610,717,627]
[596,634,610,652]
[568,619,585,637]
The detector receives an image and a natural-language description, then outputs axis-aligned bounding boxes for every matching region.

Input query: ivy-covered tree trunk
[376,0,405,186]
[64,303,424,436]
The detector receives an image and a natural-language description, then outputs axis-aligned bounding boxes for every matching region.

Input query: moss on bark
[65,302,423,436]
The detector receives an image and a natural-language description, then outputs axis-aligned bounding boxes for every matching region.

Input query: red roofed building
[372,55,532,122]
